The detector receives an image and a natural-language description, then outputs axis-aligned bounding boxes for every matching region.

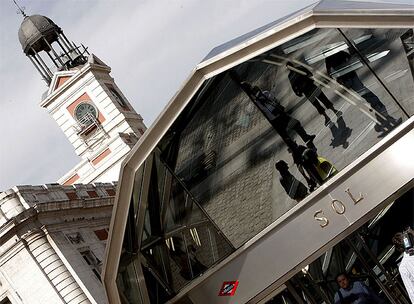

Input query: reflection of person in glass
[334,272,385,304]
[291,146,337,191]
[392,228,414,303]
[275,160,308,202]
[241,82,316,151]
[287,62,342,125]
[325,50,401,135]
[170,237,207,281]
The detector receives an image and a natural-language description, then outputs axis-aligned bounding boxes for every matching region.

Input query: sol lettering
[314,188,364,228]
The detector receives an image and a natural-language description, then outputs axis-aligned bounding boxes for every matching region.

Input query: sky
[0,0,412,191]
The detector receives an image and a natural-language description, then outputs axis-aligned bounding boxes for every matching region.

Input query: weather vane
[12,0,27,17]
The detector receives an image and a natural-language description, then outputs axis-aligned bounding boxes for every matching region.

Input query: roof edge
[199,0,414,69]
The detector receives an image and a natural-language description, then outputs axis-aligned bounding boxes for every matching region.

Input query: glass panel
[138,150,234,298]
[158,27,410,249]
[116,259,144,304]
[117,26,414,304]
[341,28,414,116]
[116,166,146,303]
[141,263,171,304]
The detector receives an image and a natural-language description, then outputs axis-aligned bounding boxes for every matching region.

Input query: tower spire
[12,0,27,17]
[18,13,88,85]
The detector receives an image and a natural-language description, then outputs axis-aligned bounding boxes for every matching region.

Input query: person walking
[241,82,316,151]
[325,50,401,135]
[287,62,342,125]
[275,160,308,202]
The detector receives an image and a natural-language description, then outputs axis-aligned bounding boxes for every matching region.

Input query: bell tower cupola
[18,13,89,85]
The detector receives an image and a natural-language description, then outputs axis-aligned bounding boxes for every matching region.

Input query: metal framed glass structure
[103,1,414,303]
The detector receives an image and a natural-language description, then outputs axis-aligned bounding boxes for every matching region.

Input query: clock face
[74,102,98,124]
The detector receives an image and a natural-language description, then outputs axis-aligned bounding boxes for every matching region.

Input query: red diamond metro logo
[218,280,239,296]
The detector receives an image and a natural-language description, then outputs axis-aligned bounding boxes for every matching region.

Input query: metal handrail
[74,112,99,135]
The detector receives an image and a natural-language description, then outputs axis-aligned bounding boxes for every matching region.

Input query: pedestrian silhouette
[325,50,402,136]
[241,82,316,151]
[327,116,352,148]
[275,160,308,202]
[290,145,338,191]
[290,145,317,191]
[287,62,342,126]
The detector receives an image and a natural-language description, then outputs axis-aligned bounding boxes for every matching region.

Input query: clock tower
[18,14,146,185]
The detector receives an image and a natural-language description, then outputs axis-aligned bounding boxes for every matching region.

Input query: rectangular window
[66,192,78,200]
[87,190,98,198]
[66,232,85,245]
[106,189,116,196]
[94,228,109,241]
[80,249,102,281]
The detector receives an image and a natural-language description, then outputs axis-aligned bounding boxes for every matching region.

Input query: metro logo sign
[218,280,239,296]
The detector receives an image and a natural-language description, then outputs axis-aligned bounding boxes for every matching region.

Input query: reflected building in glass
[103,1,414,303]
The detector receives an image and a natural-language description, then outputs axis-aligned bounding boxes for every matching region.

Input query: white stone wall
[39,55,146,186]
[0,184,115,304]
[58,135,134,185]
[0,241,65,304]
[49,70,134,159]
[48,225,109,304]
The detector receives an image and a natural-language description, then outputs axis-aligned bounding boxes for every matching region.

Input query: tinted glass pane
[116,166,146,303]
[116,248,144,304]
[158,27,408,249]
[139,150,234,297]
[117,26,414,304]
[341,28,414,116]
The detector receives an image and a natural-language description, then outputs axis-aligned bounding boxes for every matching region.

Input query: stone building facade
[0,183,115,303]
